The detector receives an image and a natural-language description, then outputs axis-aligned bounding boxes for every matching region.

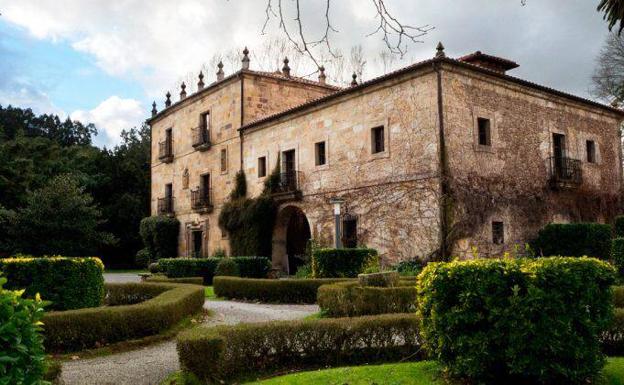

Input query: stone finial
[350,72,358,87]
[242,47,250,70]
[165,91,172,107]
[611,99,621,109]
[216,61,224,81]
[197,71,205,91]
[435,42,446,58]
[179,82,187,100]
[318,66,326,84]
[282,57,291,77]
[151,101,157,116]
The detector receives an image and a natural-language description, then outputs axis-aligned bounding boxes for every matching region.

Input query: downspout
[239,73,245,171]
[434,60,451,261]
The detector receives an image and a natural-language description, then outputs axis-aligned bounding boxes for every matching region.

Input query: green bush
[215,258,240,277]
[233,256,271,278]
[358,271,400,287]
[614,286,624,308]
[177,313,422,384]
[213,277,353,303]
[318,281,418,317]
[395,258,426,276]
[0,276,46,384]
[135,248,152,268]
[612,238,624,278]
[144,274,204,285]
[602,308,624,355]
[417,257,615,384]
[160,257,271,285]
[148,262,161,274]
[139,216,180,260]
[0,256,105,310]
[312,248,378,278]
[615,215,624,237]
[43,282,204,352]
[531,223,612,259]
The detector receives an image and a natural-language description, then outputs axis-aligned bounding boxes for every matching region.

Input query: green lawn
[204,286,215,299]
[244,358,624,385]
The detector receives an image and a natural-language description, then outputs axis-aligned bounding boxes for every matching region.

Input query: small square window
[258,156,267,177]
[220,148,227,172]
[492,221,504,245]
[371,126,385,154]
[315,141,326,166]
[586,140,596,163]
[477,118,491,146]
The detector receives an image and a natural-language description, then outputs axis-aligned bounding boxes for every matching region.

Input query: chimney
[165,91,172,107]
[242,47,250,70]
[318,66,326,84]
[179,82,187,100]
[197,71,205,91]
[151,101,157,116]
[282,57,291,77]
[216,61,224,81]
[458,51,519,74]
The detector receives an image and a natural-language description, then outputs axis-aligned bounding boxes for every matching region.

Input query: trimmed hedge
[0,256,105,310]
[615,286,624,308]
[213,277,353,303]
[602,308,624,355]
[612,238,624,278]
[160,257,271,285]
[215,258,240,277]
[312,248,378,278]
[145,275,204,285]
[531,223,612,259]
[417,257,615,384]
[139,216,180,260]
[177,313,422,384]
[318,281,418,317]
[43,282,204,352]
[616,215,624,237]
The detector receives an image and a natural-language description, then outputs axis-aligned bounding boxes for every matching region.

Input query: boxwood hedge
[318,281,418,317]
[603,308,624,355]
[530,223,612,259]
[213,277,353,303]
[312,248,378,278]
[159,256,271,285]
[43,282,204,352]
[144,275,204,285]
[0,256,105,310]
[417,257,615,384]
[177,313,422,384]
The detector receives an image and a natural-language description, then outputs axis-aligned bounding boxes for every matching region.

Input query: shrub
[616,215,624,237]
[612,238,624,278]
[358,271,400,287]
[530,223,612,259]
[233,256,271,278]
[148,262,161,273]
[43,282,204,352]
[312,248,378,278]
[0,276,46,384]
[395,258,426,276]
[318,281,418,317]
[160,258,219,285]
[211,248,227,258]
[614,286,624,308]
[145,275,204,285]
[139,216,180,260]
[602,308,624,355]
[417,257,615,384]
[215,258,240,277]
[135,248,152,268]
[177,313,422,384]
[0,256,105,310]
[213,277,353,303]
[294,263,312,278]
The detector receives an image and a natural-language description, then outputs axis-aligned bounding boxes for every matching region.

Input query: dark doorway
[192,230,203,258]
[285,208,311,275]
[282,149,296,173]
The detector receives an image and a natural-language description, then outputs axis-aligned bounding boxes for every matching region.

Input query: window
[492,221,504,245]
[315,141,326,166]
[477,117,491,146]
[258,156,267,177]
[200,174,210,197]
[342,214,358,248]
[200,112,209,131]
[586,140,596,163]
[371,126,385,154]
[220,148,227,172]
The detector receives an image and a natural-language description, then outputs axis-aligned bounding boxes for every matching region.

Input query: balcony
[191,188,213,214]
[192,127,211,151]
[157,196,174,216]
[548,156,582,190]
[158,139,174,163]
[270,171,302,202]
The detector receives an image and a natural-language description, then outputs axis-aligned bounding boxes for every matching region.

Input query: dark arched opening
[272,205,311,275]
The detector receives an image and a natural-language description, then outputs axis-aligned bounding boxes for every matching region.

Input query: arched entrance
[272,205,311,275]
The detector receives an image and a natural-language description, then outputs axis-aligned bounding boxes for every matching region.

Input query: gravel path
[103,273,142,283]
[60,300,319,385]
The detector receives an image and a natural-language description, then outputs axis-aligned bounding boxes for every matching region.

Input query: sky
[0,0,614,148]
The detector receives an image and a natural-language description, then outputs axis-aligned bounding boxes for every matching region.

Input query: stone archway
[272,205,311,275]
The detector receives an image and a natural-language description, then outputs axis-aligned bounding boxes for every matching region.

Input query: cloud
[71,96,145,148]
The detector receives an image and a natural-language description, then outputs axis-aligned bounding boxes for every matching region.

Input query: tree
[599,0,624,34]
[592,32,624,103]
[6,174,116,256]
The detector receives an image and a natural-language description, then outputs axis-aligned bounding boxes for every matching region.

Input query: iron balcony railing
[158,139,173,161]
[192,127,210,148]
[191,187,213,210]
[272,171,302,194]
[548,156,582,187]
[157,196,174,215]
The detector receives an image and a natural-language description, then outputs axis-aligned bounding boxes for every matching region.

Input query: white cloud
[71,96,144,148]
[0,78,66,117]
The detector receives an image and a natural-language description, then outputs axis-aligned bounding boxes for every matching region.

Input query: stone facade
[148,48,623,270]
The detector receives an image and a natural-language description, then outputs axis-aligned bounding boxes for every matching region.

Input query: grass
[205,286,216,299]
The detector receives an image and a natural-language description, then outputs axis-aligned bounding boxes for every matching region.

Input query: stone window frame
[472,107,497,153]
[257,155,268,178]
[185,220,209,258]
[220,146,228,175]
[369,117,391,160]
[582,136,601,165]
[313,135,330,170]
[279,142,301,172]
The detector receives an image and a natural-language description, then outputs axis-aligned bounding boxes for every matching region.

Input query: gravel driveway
[103,273,142,283]
[60,300,319,385]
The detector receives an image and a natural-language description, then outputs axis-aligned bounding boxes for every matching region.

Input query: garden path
[60,299,318,385]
